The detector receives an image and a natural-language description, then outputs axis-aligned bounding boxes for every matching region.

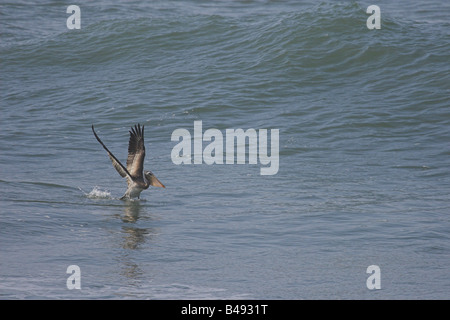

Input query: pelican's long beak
[150,175,165,188]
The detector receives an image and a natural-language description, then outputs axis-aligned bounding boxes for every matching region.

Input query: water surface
[1,0,449,299]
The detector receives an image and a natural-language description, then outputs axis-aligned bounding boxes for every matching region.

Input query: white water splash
[79,186,113,199]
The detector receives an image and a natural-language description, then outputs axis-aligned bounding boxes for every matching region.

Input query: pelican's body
[92,124,165,200]
[126,182,147,199]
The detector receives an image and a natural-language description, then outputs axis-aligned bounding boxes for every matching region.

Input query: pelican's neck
[143,174,150,189]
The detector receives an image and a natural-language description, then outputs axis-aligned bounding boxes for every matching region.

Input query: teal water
[1,0,449,299]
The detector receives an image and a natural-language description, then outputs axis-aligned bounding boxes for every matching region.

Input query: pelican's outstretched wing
[126,124,146,179]
[92,125,132,180]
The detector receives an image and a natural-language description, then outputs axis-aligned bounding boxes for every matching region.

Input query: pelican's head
[144,170,165,188]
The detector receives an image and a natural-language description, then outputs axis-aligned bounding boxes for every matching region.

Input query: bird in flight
[92,124,165,200]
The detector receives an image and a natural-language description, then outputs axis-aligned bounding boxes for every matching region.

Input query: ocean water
[1,0,449,299]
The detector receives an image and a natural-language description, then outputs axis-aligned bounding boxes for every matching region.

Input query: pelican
[92,124,165,200]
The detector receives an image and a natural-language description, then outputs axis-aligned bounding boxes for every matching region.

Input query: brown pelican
[92,124,165,200]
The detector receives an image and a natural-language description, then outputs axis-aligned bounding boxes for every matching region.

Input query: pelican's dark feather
[91,125,132,180]
[126,124,146,179]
